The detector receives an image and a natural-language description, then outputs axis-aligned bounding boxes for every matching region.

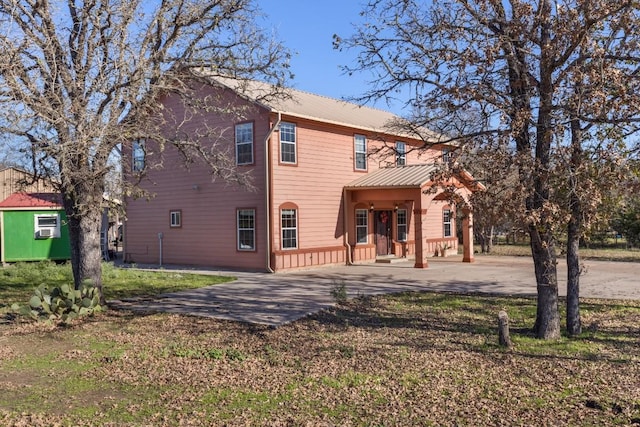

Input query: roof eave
[0,206,62,211]
[344,184,424,191]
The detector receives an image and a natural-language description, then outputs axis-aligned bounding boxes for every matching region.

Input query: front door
[375,210,392,256]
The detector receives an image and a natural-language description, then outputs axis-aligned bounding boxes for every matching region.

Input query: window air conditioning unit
[39,229,53,238]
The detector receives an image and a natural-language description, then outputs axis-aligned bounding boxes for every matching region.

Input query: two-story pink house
[123,74,481,271]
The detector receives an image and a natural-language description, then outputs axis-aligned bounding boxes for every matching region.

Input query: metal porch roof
[344,164,439,190]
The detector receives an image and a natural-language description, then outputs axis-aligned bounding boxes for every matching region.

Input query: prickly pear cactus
[12,281,102,323]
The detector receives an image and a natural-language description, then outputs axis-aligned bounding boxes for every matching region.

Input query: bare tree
[336,0,640,339]
[464,145,522,254]
[0,0,291,303]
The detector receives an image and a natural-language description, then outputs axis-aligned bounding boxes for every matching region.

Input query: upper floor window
[281,208,298,250]
[235,122,254,165]
[354,134,367,170]
[237,209,256,251]
[442,148,451,164]
[132,139,145,172]
[355,209,368,244]
[443,209,452,237]
[280,122,296,164]
[170,210,182,228]
[395,141,406,166]
[397,209,407,241]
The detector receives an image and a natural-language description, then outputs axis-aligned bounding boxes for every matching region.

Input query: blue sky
[262,1,406,116]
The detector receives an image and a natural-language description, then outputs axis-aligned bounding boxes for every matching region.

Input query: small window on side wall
[170,210,182,228]
[34,213,61,239]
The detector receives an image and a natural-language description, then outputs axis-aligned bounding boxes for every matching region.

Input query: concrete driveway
[110,256,640,327]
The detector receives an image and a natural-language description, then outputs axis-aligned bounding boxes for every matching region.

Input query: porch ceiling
[344,164,438,190]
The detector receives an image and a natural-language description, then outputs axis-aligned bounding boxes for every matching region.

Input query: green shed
[0,193,71,262]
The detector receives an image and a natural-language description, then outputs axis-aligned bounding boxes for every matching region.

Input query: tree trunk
[529,0,561,340]
[500,0,560,339]
[566,218,581,336]
[487,225,494,253]
[566,116,583,336]
[62,193,105,305]
[477,231,487,253]
[530,226,561,339]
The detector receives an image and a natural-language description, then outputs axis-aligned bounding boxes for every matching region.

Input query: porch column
[462,208,475,263]
[414,208,428,268]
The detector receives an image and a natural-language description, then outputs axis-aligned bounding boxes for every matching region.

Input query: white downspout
[343,188,353,265]
[264,112,281,273]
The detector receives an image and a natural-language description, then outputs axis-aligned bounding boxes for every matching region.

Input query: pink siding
[124,85,270,270]
[124,81,476,272]
[268,117,441,269]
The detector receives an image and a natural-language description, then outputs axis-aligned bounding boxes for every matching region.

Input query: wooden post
[498,310,512,347]
[462,208,474,263]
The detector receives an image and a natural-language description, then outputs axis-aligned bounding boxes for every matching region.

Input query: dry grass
[480,243,640,262]
[1,292,639,426]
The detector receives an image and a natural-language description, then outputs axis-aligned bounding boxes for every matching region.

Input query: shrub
[12,281,102,323]
[330,280,348,304]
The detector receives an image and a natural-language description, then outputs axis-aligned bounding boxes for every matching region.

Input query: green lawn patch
[0,261,234,314]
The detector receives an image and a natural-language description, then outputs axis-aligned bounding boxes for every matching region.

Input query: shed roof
[0,192,63,209]
[345,164,439,190]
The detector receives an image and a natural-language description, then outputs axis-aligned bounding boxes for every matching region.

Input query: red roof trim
[0,192,63,209]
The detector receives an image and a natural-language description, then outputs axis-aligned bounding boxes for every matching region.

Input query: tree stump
[498,310,512,347]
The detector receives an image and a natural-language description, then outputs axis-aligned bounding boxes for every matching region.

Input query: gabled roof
[0,192,63,209]
[204,73,438,140]
[345,164,439,190]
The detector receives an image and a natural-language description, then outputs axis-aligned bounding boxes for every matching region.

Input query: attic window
[34,214,61,239]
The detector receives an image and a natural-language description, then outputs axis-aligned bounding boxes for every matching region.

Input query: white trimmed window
[443,209,452,237]
[280,122,296,164]
[396,141,406,166]
[237,209,256,251]
[354,134,367,170]
[355,209,368,244]
[132,139,145,172]
[235,122,254,165]
[442,148,451,164]
[170,210,181,228]
[397,209,407,241]
[281,209,298,249]
[34,214,60,239]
